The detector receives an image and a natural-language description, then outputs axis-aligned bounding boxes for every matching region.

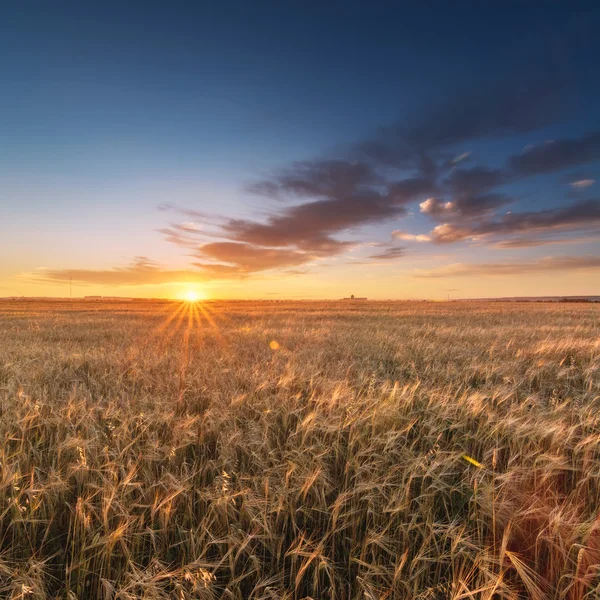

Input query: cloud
[179,222,202,232]
[224,194,397,251]
[571,179,595,189]
[27,257,209,286]
[392,230,431,242]
[157,203,215,220]
[155,76,593,278]
[193,242,311,273]
[420,193,512,220]
[165,123,599,277]
[429,223,476,244]
[157,223,206,248]
[284,268,312,276]
[419,198,446,215]
[410,133,600,247]
[160,166,406,275]
[492,234,600,249]
[220,169,435,258]
[354,76,563,171]
[246,159,381,200]
[508,132,600,176]
[409,132,600,233]
[388,177,439,201]
[213,75,567,272]
[450,194,514,218]
[233,163,438,258]
[451,152,471,165]
[445,166,506,196]
[429,199,600,243]
[411,132,600,238]
[415,255,600,278]
[367,246,406,260]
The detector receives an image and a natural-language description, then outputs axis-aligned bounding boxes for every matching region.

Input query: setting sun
[184,290,200,302]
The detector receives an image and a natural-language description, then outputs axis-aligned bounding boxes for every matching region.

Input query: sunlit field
[1,299,599,599]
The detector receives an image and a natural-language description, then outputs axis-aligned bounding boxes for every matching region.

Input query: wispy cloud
[450,152,471,165]
[428,199,600,244]
[234,162,435,256]
[353,76,563,170]
[420,193,513,220]
[570,179,595,189]
[414,255,600,278]
[193,242,312,273]
[25,257,210,286]
[492,234,600,249]
[392,230,431,242]
[367,246,406,260]
[245,159,381,201]
[508,132,600,176]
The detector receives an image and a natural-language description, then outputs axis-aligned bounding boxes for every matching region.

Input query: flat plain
[1,299,599,599]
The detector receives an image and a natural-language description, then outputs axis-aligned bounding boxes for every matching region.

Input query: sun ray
[199,300,229,329]
[186,300,194,333]
[138,294,229,360]
[190,300,202,333]
[196,301,219,331]
[196,301,231,349]
[134,300,188,348]
[177,302,196,412]
[162,303,190,344]
[154,301,187,335]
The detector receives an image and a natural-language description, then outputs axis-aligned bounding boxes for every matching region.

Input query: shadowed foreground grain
[1,300,599,599]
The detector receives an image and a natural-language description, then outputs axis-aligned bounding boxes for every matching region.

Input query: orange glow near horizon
[180,289,206,302]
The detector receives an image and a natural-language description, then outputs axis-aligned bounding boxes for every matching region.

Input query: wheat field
[1,299,599,599]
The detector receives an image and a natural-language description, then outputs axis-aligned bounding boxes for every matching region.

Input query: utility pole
[70,276,72,300]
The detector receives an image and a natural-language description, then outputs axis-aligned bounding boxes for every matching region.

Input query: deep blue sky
[2,1,600,298]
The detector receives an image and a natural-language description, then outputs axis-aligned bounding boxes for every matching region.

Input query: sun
[174,287,207,302]
[174,287,206,304]
[184,290,200,302]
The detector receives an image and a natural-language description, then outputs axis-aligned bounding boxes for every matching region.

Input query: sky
[1,1,600,299]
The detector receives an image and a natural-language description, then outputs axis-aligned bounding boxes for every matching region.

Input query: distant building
[342,294,367,300]
[83,296,133,302]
